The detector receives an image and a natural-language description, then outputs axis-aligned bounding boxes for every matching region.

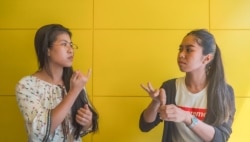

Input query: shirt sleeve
[139,111,161,132]
[139,79,176,132]
[15,78,51,141]
[212,85,236,142]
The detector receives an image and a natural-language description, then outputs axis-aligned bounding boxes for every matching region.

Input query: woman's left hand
[76,104,93,129]
[158,104,189,123]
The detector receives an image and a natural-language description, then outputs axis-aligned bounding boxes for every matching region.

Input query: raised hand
[159,88,166,106]
[140,82,161,103]
[70,69,91,94]
[158,89,168,120]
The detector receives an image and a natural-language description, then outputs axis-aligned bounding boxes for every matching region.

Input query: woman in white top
[139,29,235,142]
[16,24,98,142]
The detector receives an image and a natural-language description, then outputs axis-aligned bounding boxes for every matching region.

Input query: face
[177,35,210,73]
[47,33,75,68]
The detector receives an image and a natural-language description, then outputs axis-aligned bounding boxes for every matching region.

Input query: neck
[40,67,64,86]
[185,72,207,93]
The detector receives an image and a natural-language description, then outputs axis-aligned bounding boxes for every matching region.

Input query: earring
[47,49,50,56]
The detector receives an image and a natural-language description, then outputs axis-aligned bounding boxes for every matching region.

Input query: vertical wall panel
[0,0,93,29]
[71,30,94,97]
[210,0,250,29]
[92,97,163,142]
[0,30,37,95]
[211,30,250,97]
[229,98,250,142]
[94,0,209,29]
[93,30,186,96]
[0,96,27,142]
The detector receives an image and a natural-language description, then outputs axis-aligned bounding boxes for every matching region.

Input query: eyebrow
[59,40,71,43]
[179,44,195,48]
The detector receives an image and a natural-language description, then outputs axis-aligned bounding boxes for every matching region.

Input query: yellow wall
[0,0,249,141]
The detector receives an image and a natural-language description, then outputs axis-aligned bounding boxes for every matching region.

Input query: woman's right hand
[141,82,167,105]
[140,82,161,103]
[70,69,91,94]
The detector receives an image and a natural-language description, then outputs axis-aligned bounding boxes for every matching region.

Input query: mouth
[178,61,186,66]
[178,61,186,64]
[68,56,73,60]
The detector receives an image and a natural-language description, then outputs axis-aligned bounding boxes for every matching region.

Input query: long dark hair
[63,68,98,139]
[34,24,98,139]
[186,29,234,125]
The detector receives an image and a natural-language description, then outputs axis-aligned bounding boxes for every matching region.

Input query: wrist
[152,99,160,105]
[184,112,192,125]
[151,100,161,109]
[68,88,81,96]
[186,115,199,129]
[83,124,92,131]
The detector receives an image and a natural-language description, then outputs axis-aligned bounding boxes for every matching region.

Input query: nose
[67,46,74,53]
[178,51,185,58]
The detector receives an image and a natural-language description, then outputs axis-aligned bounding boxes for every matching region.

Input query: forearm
[192,121,215,141]
[143,100,161,122]
[50,90,79,132]
[185,113,215,142]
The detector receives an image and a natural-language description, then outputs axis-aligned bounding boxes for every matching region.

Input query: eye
[178,47,183,52]
[61,42,67,46]
[186,47,193,53]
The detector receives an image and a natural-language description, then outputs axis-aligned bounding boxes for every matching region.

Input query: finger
[76,109,91,121]
[74,70,81,79]
[159,107,168,120]
[152,89,160,97]
[159,88,166,105]
[86,68,92,79]
[76,114,89,125]
[82,105,92,116]
[84,104,89,110]
[140,84,150,92]
[77,108,84,115]
[147,82,155,92]
[71,71,78,80]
